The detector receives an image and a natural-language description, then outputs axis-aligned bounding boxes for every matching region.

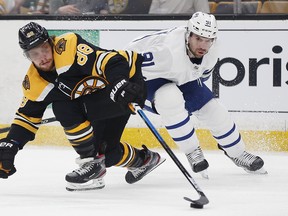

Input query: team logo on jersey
[22,75,30,90]
[71,76,107,99]
[55,38,67,55]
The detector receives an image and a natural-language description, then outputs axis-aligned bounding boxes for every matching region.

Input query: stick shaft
[137,109,206,195]
[0,117,57,134]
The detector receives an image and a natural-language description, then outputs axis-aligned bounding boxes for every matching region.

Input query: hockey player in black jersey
[0,22,165,191]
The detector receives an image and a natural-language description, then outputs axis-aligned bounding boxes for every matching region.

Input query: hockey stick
[136,108,209,208]
[0,117,57,134]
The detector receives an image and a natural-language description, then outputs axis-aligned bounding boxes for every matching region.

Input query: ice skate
[227,151,267,175]
[125,145,165,184]
[186,146,209,179]
[65,155,106,191]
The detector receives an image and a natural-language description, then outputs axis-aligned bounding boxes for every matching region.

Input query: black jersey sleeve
[6,98,50,149]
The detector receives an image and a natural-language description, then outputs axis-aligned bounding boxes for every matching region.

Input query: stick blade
[184,192,209,208]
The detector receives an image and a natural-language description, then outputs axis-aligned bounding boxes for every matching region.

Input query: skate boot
[65,155,106,191]
[227,151,267,174]
[186,146,209,179]
[125,145,166,184]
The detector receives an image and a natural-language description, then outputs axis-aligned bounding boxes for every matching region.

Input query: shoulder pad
[53,33,78,74]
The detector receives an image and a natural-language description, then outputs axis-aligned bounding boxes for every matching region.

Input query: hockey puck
[190,203,204,209]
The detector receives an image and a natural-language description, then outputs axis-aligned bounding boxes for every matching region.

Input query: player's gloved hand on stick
[0,138,19,179]
[110,78,146,113]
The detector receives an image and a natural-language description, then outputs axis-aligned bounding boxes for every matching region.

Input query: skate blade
[245,167,268,175]
[199,170,209,179]
[66,178,105,191]
[125,157,166,184]
[148,157,166,174]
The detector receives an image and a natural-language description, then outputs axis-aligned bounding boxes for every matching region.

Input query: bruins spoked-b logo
[71,76,107,99]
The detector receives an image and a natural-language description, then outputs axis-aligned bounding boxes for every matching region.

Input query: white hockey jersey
[126,27,219,85]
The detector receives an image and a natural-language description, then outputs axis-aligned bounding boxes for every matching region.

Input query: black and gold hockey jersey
[7,32,143,148]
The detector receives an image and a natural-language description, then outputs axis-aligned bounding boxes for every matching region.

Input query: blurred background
[1,0,288,16]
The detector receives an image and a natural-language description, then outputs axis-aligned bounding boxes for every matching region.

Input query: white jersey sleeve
[126,27,219,85]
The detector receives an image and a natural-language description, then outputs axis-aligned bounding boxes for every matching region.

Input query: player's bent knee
[196,99,233,133]
[154,83,185,116]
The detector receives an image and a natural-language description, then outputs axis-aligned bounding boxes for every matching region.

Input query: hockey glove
[110,78,146,112]
[0,138,19,178]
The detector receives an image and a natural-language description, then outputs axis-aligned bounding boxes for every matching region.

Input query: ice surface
[0,147,287,216]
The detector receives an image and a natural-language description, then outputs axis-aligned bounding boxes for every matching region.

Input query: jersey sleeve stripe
[57,65,72,75]
[95,51,108,75]
[118,50,137,78]
[12,119,38,133]
[100,52,118,79]
[15,112,42,126]
[12,113,41,134]
[36,83,55,101]
[129,51,138,78]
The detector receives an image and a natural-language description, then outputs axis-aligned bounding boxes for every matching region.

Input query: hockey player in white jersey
[126,12,267,178]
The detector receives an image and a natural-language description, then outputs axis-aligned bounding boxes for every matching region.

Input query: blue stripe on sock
[166,116,190,130]
[219,134,241,149]
[214,124,236,140]
[171,128,195,142]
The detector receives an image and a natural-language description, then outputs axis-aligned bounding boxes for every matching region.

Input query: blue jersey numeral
[142,52,155,67]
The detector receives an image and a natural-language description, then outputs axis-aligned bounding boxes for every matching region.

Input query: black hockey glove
[110,78,146,112]
[0,138,19,179]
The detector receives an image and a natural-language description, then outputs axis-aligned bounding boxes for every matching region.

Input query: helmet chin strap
[185,31,195,58]
[186,45,195,58]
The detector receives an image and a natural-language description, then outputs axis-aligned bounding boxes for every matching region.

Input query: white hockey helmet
[187,12,218,39]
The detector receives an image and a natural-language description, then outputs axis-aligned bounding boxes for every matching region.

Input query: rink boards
[0,125,287,151]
